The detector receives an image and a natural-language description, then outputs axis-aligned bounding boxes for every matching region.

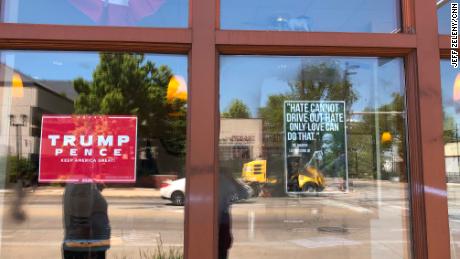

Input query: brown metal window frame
[0,0,450,258]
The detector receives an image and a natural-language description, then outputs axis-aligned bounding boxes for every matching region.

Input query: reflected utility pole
[9,114,27,159]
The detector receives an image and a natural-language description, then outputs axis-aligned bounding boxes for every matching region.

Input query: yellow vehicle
[241,160,277,196]
[295,166,325,192]
[287,155,325,192]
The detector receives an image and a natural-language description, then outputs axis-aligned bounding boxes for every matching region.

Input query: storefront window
[0,51,187,258]
[219,56,411,259]
[441,59,460,258]
[0,0,188,27]
[220,0,401,33]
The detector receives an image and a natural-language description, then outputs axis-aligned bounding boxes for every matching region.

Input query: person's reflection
[62,183,110,259]
[11,167,27,222]
[219,171,238,259]
[145,140,158,174]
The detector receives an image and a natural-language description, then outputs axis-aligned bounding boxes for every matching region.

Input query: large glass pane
[438,0,459,34]
[1,0,188,28]
[0,51,187,258]
[219,56,411,259]
[441,59,460,258]
[220,0,401,33]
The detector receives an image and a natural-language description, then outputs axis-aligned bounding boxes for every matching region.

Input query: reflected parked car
[160,178,186,206]
[160,178,254,206]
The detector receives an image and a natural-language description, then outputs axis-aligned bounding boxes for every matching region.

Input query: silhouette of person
[218,171,238,259]
[62,183,110,259]
[142,140,158,174]
[11,167,27,222]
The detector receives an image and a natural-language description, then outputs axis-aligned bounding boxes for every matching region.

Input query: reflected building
[445,142,460,183]
[219,118,263,175]
[220,118,263,160]
[0,64,74,163]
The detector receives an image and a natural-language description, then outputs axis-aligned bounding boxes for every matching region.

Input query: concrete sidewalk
[0,186,162,198]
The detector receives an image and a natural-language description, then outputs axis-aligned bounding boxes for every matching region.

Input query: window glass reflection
[441,59,460,258]
[1,0,188,28]
[220,0,401,33]
[0,51,187,258]
[219,56,411,259]
[438,0,459,34]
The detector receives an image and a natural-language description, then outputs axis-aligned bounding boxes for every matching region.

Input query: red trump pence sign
[39,115,138,183]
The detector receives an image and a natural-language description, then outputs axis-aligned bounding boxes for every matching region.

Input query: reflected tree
[222,99,251,118]
[259,61,357,140]
[287,61,358,110]
[73,53,186,157]
[444,111,457,144]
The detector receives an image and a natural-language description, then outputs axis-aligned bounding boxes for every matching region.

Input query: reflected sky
[220,56,405,117]
[438,0,459,34]
[2,51,187,80]
[1,51,188,100]
[220,0,401,33]
[1,0,188,28]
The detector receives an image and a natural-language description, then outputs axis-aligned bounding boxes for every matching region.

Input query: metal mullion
[186,0,218,258]
[412,0,450,258]
[0,23,191,53]
[216,30,416,60]
[216,0,221,30]
[439,35,452,57]
[405,51,429,259]
[216,31,416,50]
[0,42,191,54]
[402,0,416,33]
[217,45,413,57]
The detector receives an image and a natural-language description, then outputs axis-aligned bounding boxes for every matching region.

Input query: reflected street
[0,180,414,259]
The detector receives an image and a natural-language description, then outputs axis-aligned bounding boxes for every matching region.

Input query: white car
[160,177,254,206]
[160,178,186,206]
